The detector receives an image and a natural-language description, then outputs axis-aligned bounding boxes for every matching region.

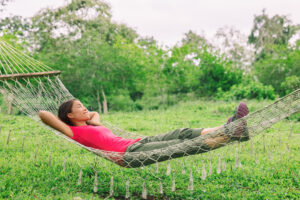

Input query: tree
[0,0,12,11]
[29,0,143,112]
[214,26,254,71]
[196,49,242,95]
[253,44,300,95]
[0,16,31,39]
[163,31,242,96]
[181,30,210,48]
[30,0,137,52]
[248,9,300,61]
[248,10,300,95]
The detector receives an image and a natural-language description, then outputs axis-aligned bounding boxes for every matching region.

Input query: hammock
[0,39,299,168]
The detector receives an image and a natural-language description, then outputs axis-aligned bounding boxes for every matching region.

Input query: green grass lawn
[0,100,299,200]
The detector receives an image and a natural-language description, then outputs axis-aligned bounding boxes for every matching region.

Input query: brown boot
[225,119,249,142]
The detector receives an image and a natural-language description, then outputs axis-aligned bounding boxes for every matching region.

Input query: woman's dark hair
[58,99,77,126]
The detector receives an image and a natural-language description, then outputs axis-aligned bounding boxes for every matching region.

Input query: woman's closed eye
[76,103,84,108]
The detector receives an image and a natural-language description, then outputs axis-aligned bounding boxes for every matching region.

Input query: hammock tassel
[93,172,98,193]
[125,180,130,199]
[217,156,221,174]
[171,174,176,192]
[222,158,226,171]
[235,148,241,168]
[77,168,82,185]
[181,162,185,174]
[255,151,259,164]
[166,162,171,176]
[196,166,200,174]
[159,181,163,194]
[201,161,206,180]
[109,176,114,197]
[208,159,212,176]
[142,181,147,199]
[188,169,194,191]
[63,158,67,172]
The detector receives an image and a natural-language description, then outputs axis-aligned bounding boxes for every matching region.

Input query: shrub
[253,46,300,94]
[108,91,137,112]
[216,81,276,100]
[135,94,172,110]
[135,93,195,111]
[280,75,300,96]
[196,52,243,96]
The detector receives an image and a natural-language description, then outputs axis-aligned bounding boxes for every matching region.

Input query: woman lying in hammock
[39,99,249,168]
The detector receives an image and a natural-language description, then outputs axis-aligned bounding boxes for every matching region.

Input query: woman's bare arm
[87,111,102,126]
[38,110,73,138]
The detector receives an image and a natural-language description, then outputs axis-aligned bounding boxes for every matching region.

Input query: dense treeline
[0,0,299,113]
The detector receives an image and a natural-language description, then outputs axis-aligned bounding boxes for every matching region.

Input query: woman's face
[67,100,90,122]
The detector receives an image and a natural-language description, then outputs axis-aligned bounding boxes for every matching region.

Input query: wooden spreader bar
[0,71,61,80]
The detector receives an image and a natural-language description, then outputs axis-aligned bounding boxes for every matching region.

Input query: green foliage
[0,15,30,38]
[196,50,242,95]
[253,45,300,95]
[0,32,28,51]
[163,44,200,94]
[248,11,300,97]
[216,81,276,100]
[248,10,300,61]
[135,93,198,111]
[136,94,175,110]
[1,3,300,112]
[287,112,300,121]
[163,41,243,97]
[108,90,138,112]
[280,75,300,96]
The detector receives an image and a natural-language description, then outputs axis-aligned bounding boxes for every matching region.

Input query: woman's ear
[67,113,74,119]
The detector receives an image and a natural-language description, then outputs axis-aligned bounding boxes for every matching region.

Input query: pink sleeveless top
[69,125,140,152]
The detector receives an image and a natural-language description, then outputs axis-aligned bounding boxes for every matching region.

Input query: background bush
[280,75,300,96]
[216,81,276,101]
[108,90,138,112]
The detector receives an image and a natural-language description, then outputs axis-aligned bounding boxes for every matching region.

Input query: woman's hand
[87,111,102,126]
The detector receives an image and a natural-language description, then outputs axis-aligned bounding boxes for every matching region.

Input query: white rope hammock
[1,39,299,168]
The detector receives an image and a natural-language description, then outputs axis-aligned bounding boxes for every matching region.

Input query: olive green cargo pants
[123,127,209,168]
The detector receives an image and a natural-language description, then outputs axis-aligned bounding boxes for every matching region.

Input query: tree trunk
[101,88,108,114]
[96,90,102,114]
